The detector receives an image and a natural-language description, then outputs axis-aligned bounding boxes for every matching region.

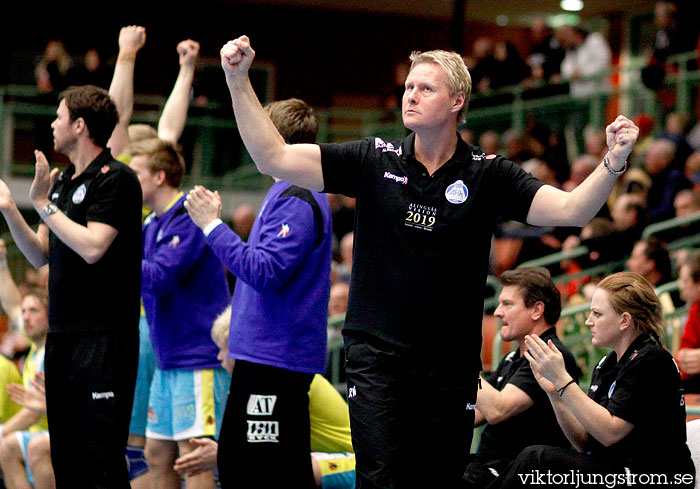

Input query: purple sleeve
[141,213,208,297]
[206,195,318,291]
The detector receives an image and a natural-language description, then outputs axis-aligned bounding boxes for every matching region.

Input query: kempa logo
[383,171,408,185]
[247,395,277,416]
[92,391,115,400]
[247,421,279,442]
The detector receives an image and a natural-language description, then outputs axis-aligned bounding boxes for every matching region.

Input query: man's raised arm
[158,39,200,143]
[220,36,324,191]
[108,25,147,158]
[527,115,639,228]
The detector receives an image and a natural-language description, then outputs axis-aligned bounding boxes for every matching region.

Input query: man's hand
[185,186,223,230]
[29,151,59,212]
[173,438,218,477]
[6,381,47,414]
[0,238,6,258]
[118,25,146,57]
[220,36,255,78]
[605,115,639,169]
[177,40,200,68]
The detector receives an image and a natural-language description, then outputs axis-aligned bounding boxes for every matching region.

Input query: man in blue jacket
[185,98,333,489]
[129,138,231,489]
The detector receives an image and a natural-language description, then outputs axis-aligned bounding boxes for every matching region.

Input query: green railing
[2,50,699,192]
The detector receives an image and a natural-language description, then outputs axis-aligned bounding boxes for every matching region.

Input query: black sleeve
[488,157,546,223]
[606,350,678,425]
[319,138,374,197]
[86,166,142,229]
[505,360,544,402]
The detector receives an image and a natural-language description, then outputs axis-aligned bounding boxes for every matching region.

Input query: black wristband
[557,379,576,398]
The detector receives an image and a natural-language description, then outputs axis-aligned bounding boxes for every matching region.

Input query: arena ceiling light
[561,0,584,11]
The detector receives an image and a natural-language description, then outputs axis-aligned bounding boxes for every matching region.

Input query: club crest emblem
[72,184,86,204]
[445,180,468,204]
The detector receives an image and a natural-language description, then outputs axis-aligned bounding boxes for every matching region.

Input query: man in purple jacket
[129,138,231,489]
[185,98,333,489]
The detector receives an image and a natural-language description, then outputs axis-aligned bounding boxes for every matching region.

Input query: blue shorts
[129,315,156,436]
[312,452,356,489]
[16,430,50,487]
[146,366,230,441]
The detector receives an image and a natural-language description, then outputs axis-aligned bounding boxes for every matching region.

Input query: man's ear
[452,91,465,114]
[73,117,87,136]
[531,301,545,322]
[153,169,167,186]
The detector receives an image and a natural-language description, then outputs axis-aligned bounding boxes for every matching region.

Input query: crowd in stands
[2,2,700,487]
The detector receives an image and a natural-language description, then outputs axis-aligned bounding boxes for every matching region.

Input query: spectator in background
[69,48,112,89]
[642,1,698,92]
[34,39,73,94]
[467,37,498,95]
[629,113,656,168]
[583,126,608,161]
[684,151,700,193]
[562,154,597,192]
[557,24,612,99]
[563,193,647,272]
[327,281,350,343]
[383,60,411,114]
[626,236,683,308]
[231,203,256,242]
[334,231,353,284]
[522,158,559,188]
[459,127,475,145]
[525,18,565,86]
[644,138,692,222]
[659,111,694,170]
[502,129,535,164]
[479,130,501,156]
[626,237,673,288]
[328,195,355,245]
[675,251,700,393]
[655,189,700,243]
[490,41,529,91]
[328,282,349,318]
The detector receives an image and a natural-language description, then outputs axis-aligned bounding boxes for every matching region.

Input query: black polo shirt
[477,327,580,460]
[587,334,692,474]
[47,149,142,333]
[320,133,544,366]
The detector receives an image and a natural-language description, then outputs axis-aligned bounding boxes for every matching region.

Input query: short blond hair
[127,124,158,143]
[409,50,472,123]
[128,138,186,188]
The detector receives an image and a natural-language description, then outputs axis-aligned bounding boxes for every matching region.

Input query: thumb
[49,168,60,187]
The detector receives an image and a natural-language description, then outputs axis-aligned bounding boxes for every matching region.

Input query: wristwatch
[39,202,59,221]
